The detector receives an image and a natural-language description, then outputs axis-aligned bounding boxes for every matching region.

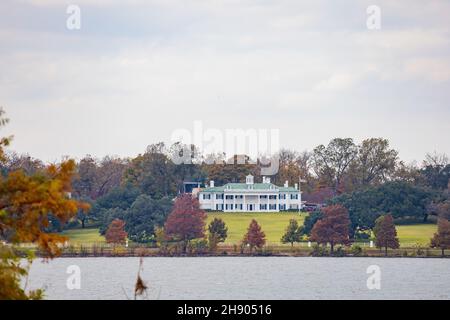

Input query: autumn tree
[203,154,259,185]
[373,214,400,256]
[72,155,126,228]
[312,138,357,194]
[0,108,88,299]
[208,218,228,251]
[281,219,303,247]
[105,219,128,244]
[164,194,207,253]
[431,219,450,257]
[421,152,450,190]
[436,201,450,220]
[350,138,398,188]
[243,219,266,252]
[123,143,179,199]
[310,205,350,253]
[2,152,44,175]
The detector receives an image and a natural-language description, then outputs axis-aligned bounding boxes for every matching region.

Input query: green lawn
[207,212,306,244]
[60,228,105,244]
[396,224,437,247]
[59,214,438,247]
[208,212,438,247]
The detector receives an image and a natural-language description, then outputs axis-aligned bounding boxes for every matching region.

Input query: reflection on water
[27,257,450,300]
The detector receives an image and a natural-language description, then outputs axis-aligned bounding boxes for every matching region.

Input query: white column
[267,195,269,212]
[276,194,280,212]
[233,195,236,212]
[258,195,260,212]
[243,195,246,212]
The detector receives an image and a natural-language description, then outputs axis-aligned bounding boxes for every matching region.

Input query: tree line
[2,137,449,243]
[104,195,450,257]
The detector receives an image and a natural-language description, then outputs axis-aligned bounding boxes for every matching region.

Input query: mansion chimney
[210,180,214,188]
[294,183,298,190]
[284,181,289,188]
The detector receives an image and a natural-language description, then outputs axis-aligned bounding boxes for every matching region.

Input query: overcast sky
[1,0,449,163]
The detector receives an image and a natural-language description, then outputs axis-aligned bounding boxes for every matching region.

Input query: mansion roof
[201,183,299,193]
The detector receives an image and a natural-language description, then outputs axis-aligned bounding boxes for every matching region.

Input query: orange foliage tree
[431,219,450,257]
[243,219,266,252]
[164,194,206,253]
[105,219,128,244]
[373,214,400,256]
[0,108,89,299]
[310,204,350,253]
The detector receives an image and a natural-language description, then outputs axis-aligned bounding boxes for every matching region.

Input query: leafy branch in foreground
[0,107,89,299]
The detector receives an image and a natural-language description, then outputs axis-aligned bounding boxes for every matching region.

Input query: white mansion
[197,175,302,212]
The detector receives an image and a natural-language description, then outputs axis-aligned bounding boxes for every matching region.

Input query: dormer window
[246,174,254,185]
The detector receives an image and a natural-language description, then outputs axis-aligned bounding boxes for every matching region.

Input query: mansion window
[216,194,224,200]
[290,194,298,200]
[216,204,223,210]
[203,194,211,200]
[279,194,286,200]
[226,195,234,200]
[269,195,277,200]
[259,195,268,199]
[225,204,234,210]
[269,204,277,210]
[236,204,243,210]
[235,195,243,199]
[279,204,286,210]
[260,204,267,210]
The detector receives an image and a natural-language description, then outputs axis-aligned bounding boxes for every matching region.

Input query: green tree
[208,218,228,251]
[373,214,400,256]
[302,210,323,236]
[331,181,434,234]
[125,194,172,243]
[123,143,178,199]
[281,219,303,247]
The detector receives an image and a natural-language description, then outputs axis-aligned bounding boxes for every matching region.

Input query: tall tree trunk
[384,246,388,256]
[330,243,334,253]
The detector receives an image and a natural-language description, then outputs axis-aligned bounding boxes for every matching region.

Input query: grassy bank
[60,228,105,244]
[396,224,437,247]
[207,212,306,244]
[59,213,437,248]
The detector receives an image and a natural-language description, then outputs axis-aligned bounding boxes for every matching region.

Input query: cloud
[404,58,450,82]
[0,0,449,162]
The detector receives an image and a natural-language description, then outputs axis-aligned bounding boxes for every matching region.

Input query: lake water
[26,257,450,300]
